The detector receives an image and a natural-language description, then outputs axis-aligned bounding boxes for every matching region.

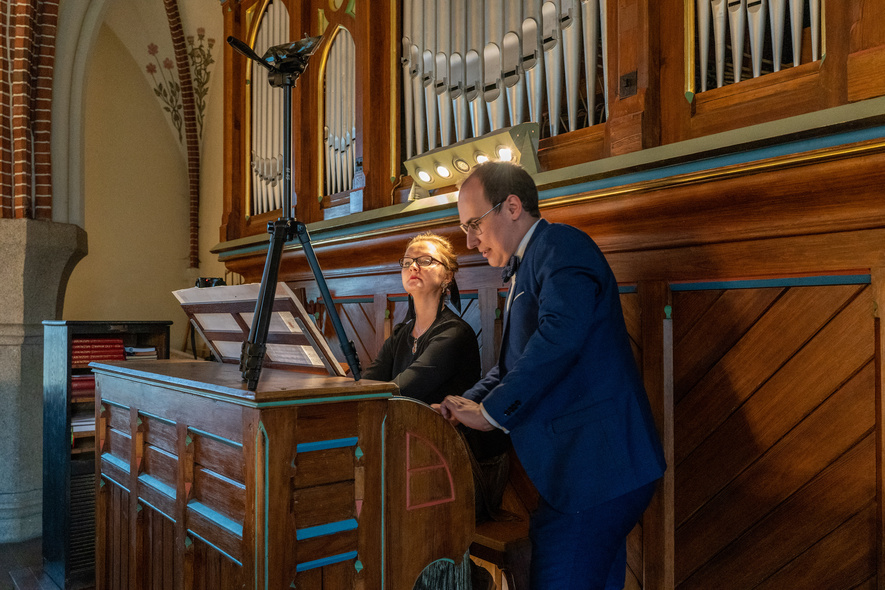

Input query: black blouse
[363,306,481,405]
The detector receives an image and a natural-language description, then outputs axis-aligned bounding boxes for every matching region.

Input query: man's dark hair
[464,161,541,218]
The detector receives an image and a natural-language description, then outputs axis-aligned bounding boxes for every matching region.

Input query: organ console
[92,286,476,589]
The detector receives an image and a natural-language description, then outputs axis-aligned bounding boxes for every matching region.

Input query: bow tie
[502,255,520,283]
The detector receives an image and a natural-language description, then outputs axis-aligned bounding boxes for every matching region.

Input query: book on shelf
[71,375,96,398]
[71,337,126,367]
[125,346,158,360]
[71,374,95,388]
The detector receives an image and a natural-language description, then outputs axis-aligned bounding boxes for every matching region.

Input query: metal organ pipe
[747,0,767,78]
[411,1,427,154]
[466,2,486,138]
[711,0,727,88]
[450,0,470,142]
[560,0,581,132]
[422,0,439,149]
[696,0,711,92]
[502,0,526,127]
[402,0,415,158]
[727,0,747,84]
[484,0,506,131]
[436,0,454,146]
[522,0,545,126]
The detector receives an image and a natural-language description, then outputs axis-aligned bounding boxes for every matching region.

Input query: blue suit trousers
[529,480,658,590]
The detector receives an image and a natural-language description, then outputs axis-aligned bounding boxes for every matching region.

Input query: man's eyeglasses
[398,256,445,269]
[459,201,502,235]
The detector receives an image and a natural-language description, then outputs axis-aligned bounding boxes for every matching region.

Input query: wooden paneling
[140,506,177,590]
[673,283,876,589]
[191,535,244,590]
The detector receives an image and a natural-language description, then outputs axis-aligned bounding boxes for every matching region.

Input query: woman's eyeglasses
[398,256,444,269]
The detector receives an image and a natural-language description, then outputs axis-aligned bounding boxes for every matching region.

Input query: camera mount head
[227,35,322,87]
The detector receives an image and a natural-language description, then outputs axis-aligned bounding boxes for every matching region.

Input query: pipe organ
[249,0,289,216]
[401,0,610,158]
[697,0,822,92]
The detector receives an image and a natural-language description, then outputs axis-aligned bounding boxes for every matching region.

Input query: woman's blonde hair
[407,232,459,273]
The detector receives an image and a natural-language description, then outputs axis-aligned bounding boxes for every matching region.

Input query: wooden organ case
[92,286,474,590]
[213,1,885,589]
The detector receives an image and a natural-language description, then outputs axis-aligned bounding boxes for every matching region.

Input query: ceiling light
[496,146,513,161]
[436,164,452,178]
[452,158,470,173]
[474,152,489,164]
[417,169,432,183]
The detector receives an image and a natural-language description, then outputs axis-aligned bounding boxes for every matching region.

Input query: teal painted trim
[101,453,130,473]
[538,126,885,202]
[138,410,175,426]
[295,550,359,572]
[187,426,243,448]
[186,529,244,567]
[619,285,638,294]
[670,274,871,291]
[297,437,359,453]
[137,497,176,523]
[256,392,393,408]
[296,518,358,540]
[139,474,176,499]
[381,415,387,588]
[100,473,130,493]
[255,422,270,590]
[199,469,246,490]
[102,399,129,410]
[187,500,244,538]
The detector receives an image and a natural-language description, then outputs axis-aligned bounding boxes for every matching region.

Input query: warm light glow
[417,169,432,183]
[453,158,471,173]
[475,152,489,164]
[436,164,452,178]
[496,146,514,161]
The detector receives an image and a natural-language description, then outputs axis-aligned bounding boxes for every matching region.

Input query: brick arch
[162,0,200,268]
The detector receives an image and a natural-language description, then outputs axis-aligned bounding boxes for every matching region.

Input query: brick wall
[0,0,58,220]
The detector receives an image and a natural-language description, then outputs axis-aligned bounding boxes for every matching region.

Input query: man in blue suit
[439,162,666,589]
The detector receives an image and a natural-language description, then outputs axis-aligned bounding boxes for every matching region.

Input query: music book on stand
[173,282,345,377]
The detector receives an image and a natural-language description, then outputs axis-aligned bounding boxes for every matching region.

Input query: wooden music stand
[173,282,345,377]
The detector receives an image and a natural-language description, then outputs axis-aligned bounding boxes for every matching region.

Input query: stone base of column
[0,219,87,542]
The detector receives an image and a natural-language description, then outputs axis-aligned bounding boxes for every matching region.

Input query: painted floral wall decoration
[145,29,215,143]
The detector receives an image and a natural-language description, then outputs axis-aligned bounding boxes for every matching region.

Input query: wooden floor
[0,537,60,590]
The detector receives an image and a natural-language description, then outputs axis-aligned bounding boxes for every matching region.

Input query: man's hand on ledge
[434,396,495,431]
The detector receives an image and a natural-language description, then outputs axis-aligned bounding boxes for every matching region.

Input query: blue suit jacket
[464,220,666,512]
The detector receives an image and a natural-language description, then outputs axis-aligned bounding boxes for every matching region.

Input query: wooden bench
[470,451,538,589]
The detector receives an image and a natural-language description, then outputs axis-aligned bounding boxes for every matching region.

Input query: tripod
[228,35,362,390]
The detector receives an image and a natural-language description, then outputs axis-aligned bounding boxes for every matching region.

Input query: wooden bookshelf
[42,320,171,590]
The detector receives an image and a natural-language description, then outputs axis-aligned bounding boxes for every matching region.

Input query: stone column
[0,218,86,542]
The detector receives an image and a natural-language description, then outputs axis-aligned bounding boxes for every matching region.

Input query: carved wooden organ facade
[216,1,885,589]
